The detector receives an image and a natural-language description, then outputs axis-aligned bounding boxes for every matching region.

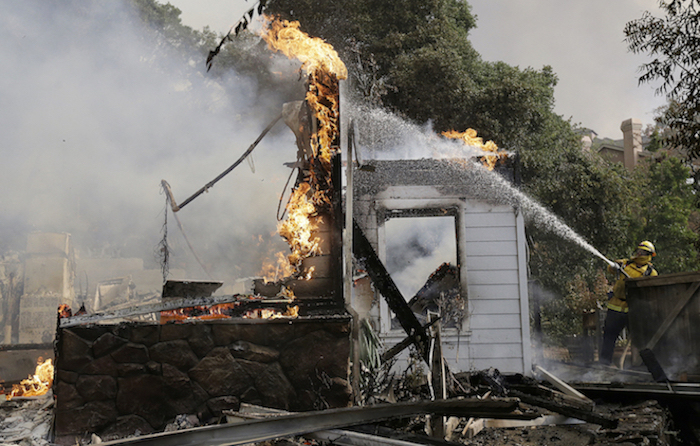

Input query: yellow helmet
[638,240,656,256]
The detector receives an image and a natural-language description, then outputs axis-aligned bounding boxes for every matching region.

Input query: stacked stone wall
[53,318,352,443]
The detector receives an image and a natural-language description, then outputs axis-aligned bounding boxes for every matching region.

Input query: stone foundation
[53,317,352,443]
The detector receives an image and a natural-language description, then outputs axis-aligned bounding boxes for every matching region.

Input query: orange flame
[442,128,507,170]
[6,358,54,400]
[261,18,347,80]
[243,305,299,319]
[258,18,343,284]
[262,18,348,282]
[262,17,344,165]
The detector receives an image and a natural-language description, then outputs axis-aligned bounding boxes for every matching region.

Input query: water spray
[347,104,633,278]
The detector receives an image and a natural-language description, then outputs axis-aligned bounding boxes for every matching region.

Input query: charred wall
[53,317,352,443]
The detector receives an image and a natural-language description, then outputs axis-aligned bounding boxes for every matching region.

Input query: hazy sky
[169,0,666,138]
[0,1,300,284]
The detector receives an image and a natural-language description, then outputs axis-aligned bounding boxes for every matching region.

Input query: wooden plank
[467,270,519,285]
[353,220,431,361]
[465,241,516,256]
[644,280,700,350]
[626,270,700,288]
[470,299,521,314]
[535,366,592,403]
[465,256,518,271]
[464,227,516,242]
[509,390,617,429]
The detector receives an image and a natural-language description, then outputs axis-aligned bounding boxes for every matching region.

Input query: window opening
[384,215,462,329]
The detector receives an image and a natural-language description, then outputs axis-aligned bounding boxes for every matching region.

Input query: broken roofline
[57,294,295,328]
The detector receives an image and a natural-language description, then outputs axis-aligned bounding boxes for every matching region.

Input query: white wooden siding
[470,298,521,314]
[469,314,522,329]
[364,185,531,375]
[460,203,527,374]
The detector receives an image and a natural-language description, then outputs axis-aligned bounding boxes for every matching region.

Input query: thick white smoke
[0,1,305,286]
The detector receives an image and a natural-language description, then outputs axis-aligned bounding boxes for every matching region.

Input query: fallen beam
[59,295,293,328]
[353,219,430,361]
[508,390,617,429]
[382,319,440,362]
[99,398,531,446]
[535,365,592,404]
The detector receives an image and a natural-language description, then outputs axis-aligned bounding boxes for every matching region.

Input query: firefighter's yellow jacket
[607,258,657,313]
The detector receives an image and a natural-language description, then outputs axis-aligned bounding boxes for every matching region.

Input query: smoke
[347,104,507,161]
[385,217,457,299]
[0,1,306,286]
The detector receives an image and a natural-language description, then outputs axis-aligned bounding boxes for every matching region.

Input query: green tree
[625,0,700,160]
[631,153,700,273]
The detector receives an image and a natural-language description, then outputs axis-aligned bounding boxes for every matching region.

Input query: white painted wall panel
[468,284,520,299]
[464,212,516,227]
[468,343,524,359]
[464,357,526,372]
[465,241,517,256]
[467,269,519,285]
[464,202,512,214]
[470,299,521,314]
[464,227,517,242]
[469,313,522,329]
[468,328,523,344]
[465,255,518,271]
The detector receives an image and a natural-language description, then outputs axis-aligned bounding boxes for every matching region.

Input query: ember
[5,358,53,400]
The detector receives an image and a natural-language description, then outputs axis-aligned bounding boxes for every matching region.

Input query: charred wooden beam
[352,219,430,361]
[382,319,441,362]
[98,398,530,446]
[330,152,344,305]
[508,389,617,429]
[574,382,700,400]
[58,295,291,328]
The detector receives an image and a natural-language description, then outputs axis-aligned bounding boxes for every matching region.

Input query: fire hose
[602,257,630,278]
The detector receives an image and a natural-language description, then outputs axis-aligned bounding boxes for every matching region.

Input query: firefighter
[600,241,658,365]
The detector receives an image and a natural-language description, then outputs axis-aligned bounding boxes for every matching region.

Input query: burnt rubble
[0,361,688,446]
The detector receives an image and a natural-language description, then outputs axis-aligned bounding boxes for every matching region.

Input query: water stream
[348,104,616,268]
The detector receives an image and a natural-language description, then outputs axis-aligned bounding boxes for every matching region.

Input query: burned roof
[353,158,520,204]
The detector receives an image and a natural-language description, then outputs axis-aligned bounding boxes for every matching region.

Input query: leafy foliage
[625,0,700,159]
[631,153,700,272]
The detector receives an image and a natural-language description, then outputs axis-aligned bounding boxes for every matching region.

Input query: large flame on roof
[4,358,54,400]
[259,18,344,284]
[442,128,507,170]
[261,18,347,80]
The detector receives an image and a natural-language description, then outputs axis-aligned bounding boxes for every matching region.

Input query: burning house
[0,15,541,442]
[352,158,532,374]
[6,3,700,445]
